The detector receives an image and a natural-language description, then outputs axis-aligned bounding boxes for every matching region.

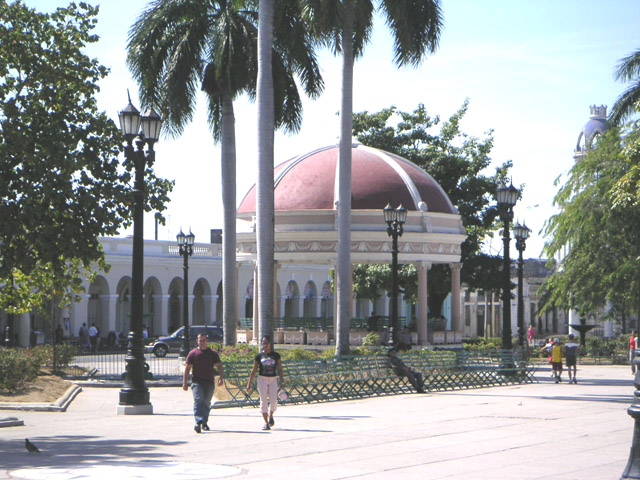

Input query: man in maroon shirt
[183,333,224,433]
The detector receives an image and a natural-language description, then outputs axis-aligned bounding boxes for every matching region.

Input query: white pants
[257,375,278,415]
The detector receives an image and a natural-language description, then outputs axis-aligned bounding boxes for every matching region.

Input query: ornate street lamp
[116,93,161,415]
[177,229,195,358]
[383,203,407,346]
[494,182,518,350]
[513,221,531,348]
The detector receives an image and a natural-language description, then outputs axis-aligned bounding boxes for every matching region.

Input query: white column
[72,293,90,332]
[106,294,118,334]
[159,294,170,335]
[294,296,304,318]
[203,295,216,325]
[450,263,462,332]
[418,262,430,345]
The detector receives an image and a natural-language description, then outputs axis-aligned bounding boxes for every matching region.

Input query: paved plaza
[0,364,635,479]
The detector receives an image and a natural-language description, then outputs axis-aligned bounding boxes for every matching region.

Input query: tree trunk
[256,0,275,342]
[336,2,355,357]
[221,94,237,345]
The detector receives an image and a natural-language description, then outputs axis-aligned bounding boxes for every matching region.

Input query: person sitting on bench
[387,348,425,393]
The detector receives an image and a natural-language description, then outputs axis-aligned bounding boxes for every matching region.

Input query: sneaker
[573,379,578,384]
[202,423,210,431]
[262,423,271,431]
[555,378,559,384]
[194,423,202,434]
[268,417,274,427]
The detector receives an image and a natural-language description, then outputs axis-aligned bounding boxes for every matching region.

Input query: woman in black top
[247,335,284,430]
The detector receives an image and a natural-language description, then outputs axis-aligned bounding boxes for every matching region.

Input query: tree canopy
[352,101,511,314]
[0,1,172,314]
[542,126,640,321]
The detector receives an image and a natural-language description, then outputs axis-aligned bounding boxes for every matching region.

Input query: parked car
[145,325,223,357]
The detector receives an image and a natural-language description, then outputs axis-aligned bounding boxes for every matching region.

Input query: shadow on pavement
[0,435,185,471]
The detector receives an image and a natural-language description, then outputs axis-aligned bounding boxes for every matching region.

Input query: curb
[0,416,24,428]
[0,384,82,412]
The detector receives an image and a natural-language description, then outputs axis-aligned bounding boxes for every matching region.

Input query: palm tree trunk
[336,3,355,356]
[221,94,237,345]
[256,0,275,341]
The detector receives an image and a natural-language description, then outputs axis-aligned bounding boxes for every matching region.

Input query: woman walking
[247,335,284,430]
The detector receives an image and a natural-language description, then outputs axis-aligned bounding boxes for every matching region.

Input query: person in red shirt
[629,331,637,375]
[183,333,224,433]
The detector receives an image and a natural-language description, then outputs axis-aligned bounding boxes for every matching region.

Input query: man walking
[183,333,224,433]
[563,334,580,384]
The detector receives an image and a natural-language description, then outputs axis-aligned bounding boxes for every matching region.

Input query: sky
[23,0,640,259]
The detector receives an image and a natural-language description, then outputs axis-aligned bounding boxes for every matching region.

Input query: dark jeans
[406,369,424,392]
[191,382,214,425]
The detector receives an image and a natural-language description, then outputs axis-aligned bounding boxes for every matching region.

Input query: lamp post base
[116,403,154,415]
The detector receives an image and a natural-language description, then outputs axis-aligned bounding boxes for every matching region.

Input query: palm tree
[610,49,640,125]
[306,0,443,355]
[256,0,275,342]
[127,0,322,345]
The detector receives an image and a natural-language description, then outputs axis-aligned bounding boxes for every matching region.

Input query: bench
[215,350,537,408]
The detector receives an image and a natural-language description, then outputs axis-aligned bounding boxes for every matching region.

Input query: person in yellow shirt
[551,337,563,383]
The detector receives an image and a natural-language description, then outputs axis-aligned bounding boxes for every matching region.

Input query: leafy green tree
[305,0,443,354]
[542,127,640,325]
[352,101,511,315]
[0,1,172,335]
[127,0,322,342]
[352,264,417,305]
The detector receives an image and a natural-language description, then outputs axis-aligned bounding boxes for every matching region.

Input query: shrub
[29,344,78,369]
[0,348,43,392]
[462,337,502,352]
[211,344,258,363]
[280,347,319,361]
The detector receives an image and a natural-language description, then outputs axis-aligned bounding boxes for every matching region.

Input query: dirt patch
[0,375,72,404]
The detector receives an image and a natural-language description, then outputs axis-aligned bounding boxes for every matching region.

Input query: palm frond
[380,0,443,67]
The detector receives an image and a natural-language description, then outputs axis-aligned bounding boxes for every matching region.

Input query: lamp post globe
[383,203,406,346]
[494,182,518,350]
[116,93,162,414]
[177,230,195,358]
[513,222,530,348]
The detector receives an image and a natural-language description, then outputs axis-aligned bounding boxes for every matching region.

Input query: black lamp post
[383,203,407,346]
[177,229,195,358]
[494,182,518,350]
[117,94,161,414]
[513,221,530,348]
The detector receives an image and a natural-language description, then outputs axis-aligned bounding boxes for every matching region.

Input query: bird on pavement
[25,438,40,454]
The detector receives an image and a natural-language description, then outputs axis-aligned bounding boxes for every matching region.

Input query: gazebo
[236,143,467,345]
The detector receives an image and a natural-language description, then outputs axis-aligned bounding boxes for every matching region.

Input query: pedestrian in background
[563,334,580,384]
[551,337,563,383]
[629,330,637,375]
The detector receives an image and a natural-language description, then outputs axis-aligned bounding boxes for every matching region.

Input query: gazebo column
[450,263,462,332]
[418,262,430,345]
[252,263,259,340]
[273,262,280,320]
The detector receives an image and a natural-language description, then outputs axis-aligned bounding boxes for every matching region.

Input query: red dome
[238,144,456,214]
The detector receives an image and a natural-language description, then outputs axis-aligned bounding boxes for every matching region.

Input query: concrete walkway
[0,365,635,479]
